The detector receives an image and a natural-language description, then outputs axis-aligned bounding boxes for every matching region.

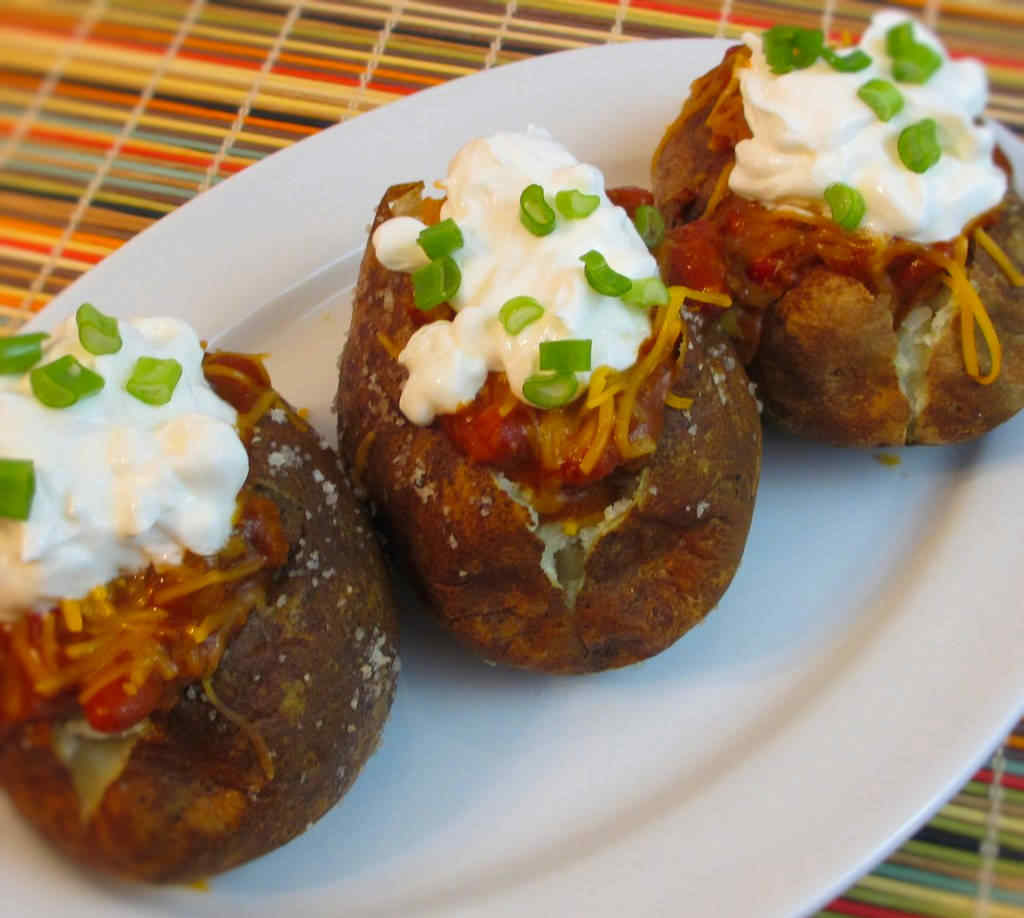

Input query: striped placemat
[1,2,1022,916]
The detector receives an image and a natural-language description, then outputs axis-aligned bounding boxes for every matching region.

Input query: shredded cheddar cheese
[376,331,402,359]
[975,227,1024,287]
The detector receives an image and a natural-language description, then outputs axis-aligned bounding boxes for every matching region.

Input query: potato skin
[653,48,1024,446]
[336,185,760,674]
[0,396,399,883]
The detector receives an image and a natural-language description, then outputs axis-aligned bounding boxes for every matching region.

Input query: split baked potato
[652,45,1024,446]
[0,352,399,883]
[337,183,761,674]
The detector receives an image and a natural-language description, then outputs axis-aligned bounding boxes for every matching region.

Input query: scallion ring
[499,296,544,335]
[125,357,182,406]
[30,355,105,408]
[891,44,941,84]
[76,302,122,355]
[633,205,665,249]
[824,183,866,231]
[417,218,464,259]
[822,47,871,72]
[555,189,600,220]
[762,25,824,74]
[0,332,48,374]
[519,184,556,236]
[522,372,578,409]
[412,255,462,311]
[856,79,904,122]
[539,339,592,374]
[622,276,670,308]
[0,458,35,521]
[898,118,941,173]
[580,250,632,297]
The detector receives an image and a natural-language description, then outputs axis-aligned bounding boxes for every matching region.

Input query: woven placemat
[1,2,1023,916]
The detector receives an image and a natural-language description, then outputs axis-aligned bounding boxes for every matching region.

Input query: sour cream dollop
[0,315,249,619]
[372,127,659,425]
[730,10,1007,244]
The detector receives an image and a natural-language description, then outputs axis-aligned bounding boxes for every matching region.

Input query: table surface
[1,2,1022,916]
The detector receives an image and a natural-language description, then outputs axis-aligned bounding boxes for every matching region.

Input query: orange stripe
[0,235,103,264]
[1,216,124,251]
[2,122,250,174]
[271,63,419,96]
[275,50,445,89]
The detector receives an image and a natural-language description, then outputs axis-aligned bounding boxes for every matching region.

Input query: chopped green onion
[898,118,941,173]
[519,184,556,236]
[76,302,122,356]
[822,47,871,73]
[0,332,48,374]
[125,357,182,406]
[539,339,592,374]
[622,276,670,308]
[555,189,600,220]
[823,183,866,231]
[522,372,578,409]
[762,25,824,74]
[633,205,665,249]
[580,250,632,297]
[30,355,104,408]
[891,44,941,84]
[499,296,544,335]
[412,255,462,310]
[0,458,35,521]
[885,22,916,58]
[885,21,941,84]
[856,79,904,122]
[417,219,463,259]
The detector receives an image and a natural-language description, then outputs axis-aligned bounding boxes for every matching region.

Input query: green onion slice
[891,44,941,84]
[0,458,35,521]
[417,219,464,259]
[76,302,122,356]
[0,332,48,374]
[856,79,904,122]
[885,22,916,58]
[412,255,462,311]
[30,355,105,408]
[822,47,871,73]
[499,296,544,335]
[762,25,824,74]
[898,118,941,173]
[555,189,600,219]
[539,339,592,374]
[823,183,866,231]
[622,276,670,308]
[633,205,665,249]
[522,372,578,409]
[519,184,556,236]
[580,250,633,297]
[125,356,182,406]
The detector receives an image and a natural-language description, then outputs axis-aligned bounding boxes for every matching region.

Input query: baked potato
[652,38,1024,447]
[0,348,398,883]
[337,179,760,674]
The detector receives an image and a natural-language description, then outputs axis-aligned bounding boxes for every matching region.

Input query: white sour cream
[730,10,1007,244]
[0,314,249,619]
[373,127,658,425]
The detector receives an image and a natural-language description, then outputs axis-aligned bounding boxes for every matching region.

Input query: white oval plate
[7,38,1024,918]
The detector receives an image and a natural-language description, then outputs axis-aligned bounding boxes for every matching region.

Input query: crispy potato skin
[336,185,760,673]
[0,400,399,883]
[652,49,1024,446]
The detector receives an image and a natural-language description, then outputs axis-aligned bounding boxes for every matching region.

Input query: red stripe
[825,897,924,918]
[0,236,103,264]
[271,64,419,96]
[974,769,1024,790]
[624,0,772,30]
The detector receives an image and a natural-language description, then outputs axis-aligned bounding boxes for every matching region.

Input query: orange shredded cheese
[928,248,1002,384]
[353,429,377,487]
[376,331,402,359]
[665,393,694,411]
[156,558,264,607]
[202,676,275,781]
[974,227,1024,287]
[670,285,732,309]
[703,162,734,218]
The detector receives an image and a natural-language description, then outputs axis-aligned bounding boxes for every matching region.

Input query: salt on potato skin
[337,183,761,674]
[0,387,399,883]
